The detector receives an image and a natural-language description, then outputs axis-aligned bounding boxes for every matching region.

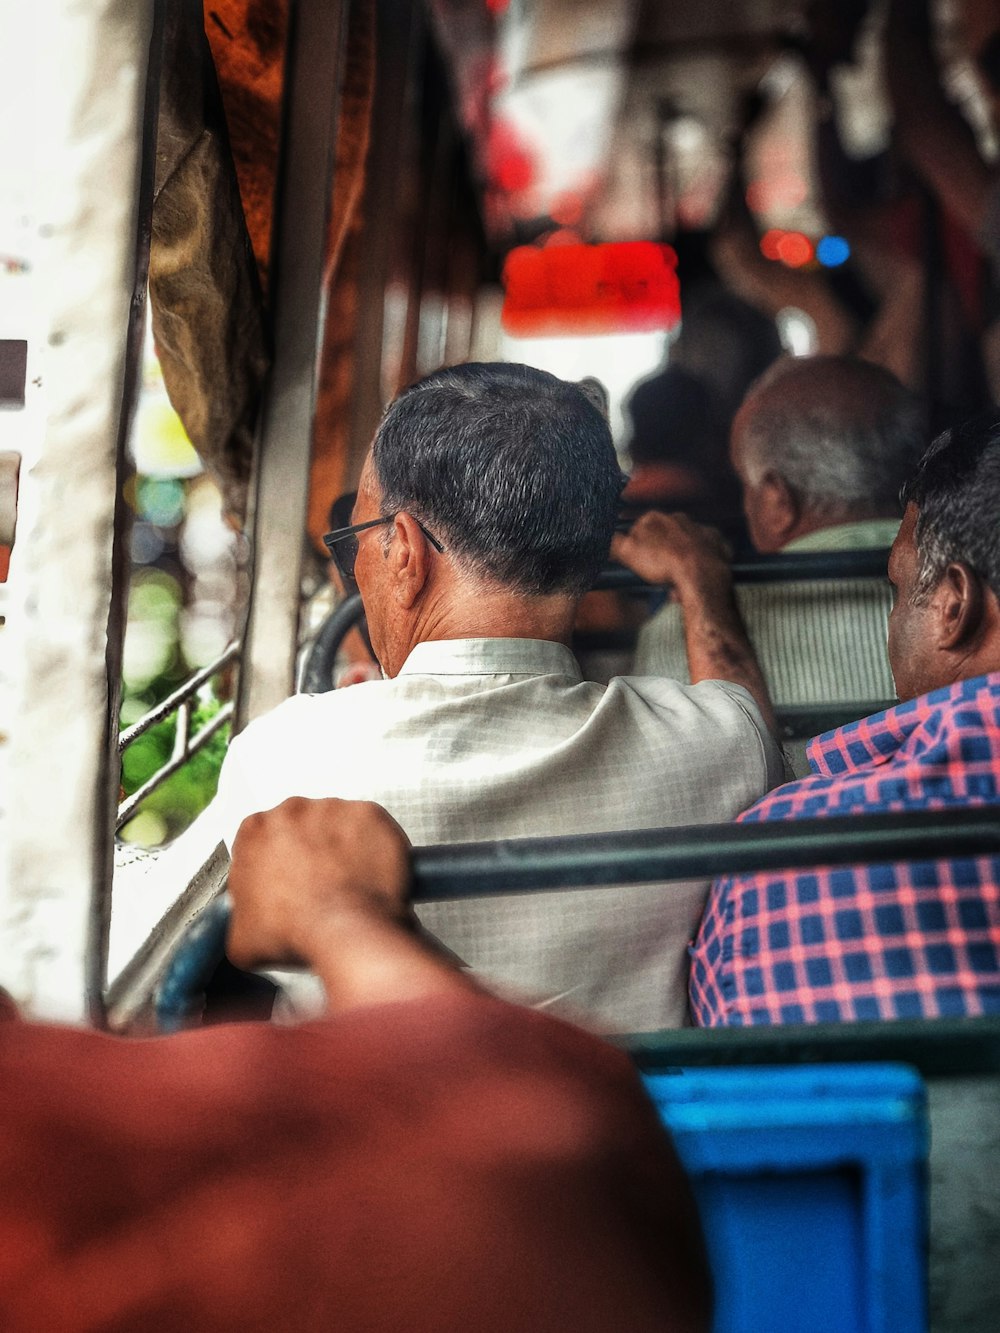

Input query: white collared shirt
[216,638,782,1032]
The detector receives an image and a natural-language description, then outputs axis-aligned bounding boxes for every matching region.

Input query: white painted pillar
[0,1,156,1021]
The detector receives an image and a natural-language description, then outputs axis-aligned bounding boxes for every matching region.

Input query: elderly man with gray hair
[620,356,925,765]
[217,362,782,1034]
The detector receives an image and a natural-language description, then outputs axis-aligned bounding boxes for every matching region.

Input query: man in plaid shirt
[689,414,1000,1025]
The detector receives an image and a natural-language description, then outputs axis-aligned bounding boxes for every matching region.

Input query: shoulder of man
[213,686,387,850]
[233,680,385,747]
[620,675,787,791]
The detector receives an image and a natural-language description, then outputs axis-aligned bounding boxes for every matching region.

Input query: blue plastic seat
[642,1064,927,1333]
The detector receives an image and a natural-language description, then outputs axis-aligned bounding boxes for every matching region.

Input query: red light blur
[501,242,681,336]
[485,120,536,193]
[775,231,814,267]
[759,229,815,268]
[760,229,785,262]
[544,228,583,247]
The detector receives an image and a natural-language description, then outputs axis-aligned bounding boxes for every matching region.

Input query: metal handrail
[300,551,894,699]
[116,641,240,831]
[593,548,891,592]
[408,806,1000,900]
[116,702,234,832]
[153,805,1000,1032]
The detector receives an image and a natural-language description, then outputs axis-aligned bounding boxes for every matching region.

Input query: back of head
[901,411,1000,602]
[627,365,726,471]
[372,362,624,596]
[736,356,925,519]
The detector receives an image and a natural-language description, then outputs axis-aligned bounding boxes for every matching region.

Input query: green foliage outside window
[119,695,230,846]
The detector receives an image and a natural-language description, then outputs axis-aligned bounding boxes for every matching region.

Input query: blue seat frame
[643,1063,927,1333]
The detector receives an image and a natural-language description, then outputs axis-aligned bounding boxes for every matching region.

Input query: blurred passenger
[215,362,783,1033]
[623,240,782,548]
[624,366,729,514]
[0,798,711,1331]
[716,2,994,420]
[885,0,1000,405]
[618,357,924,763]
[689,415,1000,1025]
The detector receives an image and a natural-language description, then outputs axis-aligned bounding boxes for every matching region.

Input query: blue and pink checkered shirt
[690,673,1000,1026]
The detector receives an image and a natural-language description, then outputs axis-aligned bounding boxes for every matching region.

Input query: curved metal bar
[154,806,1000,1031]
[299,592,367,694]
[154,896,233,1034]
[300,552,892,695]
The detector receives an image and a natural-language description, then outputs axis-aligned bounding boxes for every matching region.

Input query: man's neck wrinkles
[409,586,576,652]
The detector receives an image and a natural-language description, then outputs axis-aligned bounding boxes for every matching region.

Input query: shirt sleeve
[710,681,787,795]
[0,991,712,1331]
[688,875,734,1026]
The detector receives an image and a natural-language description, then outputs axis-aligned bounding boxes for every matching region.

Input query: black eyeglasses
[323,509,445,584]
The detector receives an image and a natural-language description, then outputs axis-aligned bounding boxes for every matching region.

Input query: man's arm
[226,796,477,1014]
[885,0,995,242]
[1,798,715,1331]
[612,513,779,735]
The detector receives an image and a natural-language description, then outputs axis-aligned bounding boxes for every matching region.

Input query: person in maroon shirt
[0,797,710,1332]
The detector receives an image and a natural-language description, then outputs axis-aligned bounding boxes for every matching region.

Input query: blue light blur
[816,235,851,268]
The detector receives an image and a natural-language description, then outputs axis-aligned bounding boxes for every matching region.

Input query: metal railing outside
[116,641,240,832]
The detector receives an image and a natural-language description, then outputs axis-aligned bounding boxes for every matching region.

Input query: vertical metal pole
[0,0,157,1022]
[236,0,352,727]
[347,0,418,472]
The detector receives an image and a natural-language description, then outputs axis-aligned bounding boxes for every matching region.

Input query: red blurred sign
[501,242,681,337]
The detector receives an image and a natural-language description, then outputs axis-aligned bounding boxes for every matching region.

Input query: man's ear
[755,471,802,551]
[387,512,433,609]
[935,562,985,650]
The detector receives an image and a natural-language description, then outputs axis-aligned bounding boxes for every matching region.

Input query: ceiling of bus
[426,0,822,243]
[202,0,994,274]
[427,0,985,247]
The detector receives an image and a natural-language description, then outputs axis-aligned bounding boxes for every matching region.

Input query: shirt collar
[807,673,1000,777]
[782,518,900,553]
[397,638,583,680]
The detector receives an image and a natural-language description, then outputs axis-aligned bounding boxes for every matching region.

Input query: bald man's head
[732,356,925,520]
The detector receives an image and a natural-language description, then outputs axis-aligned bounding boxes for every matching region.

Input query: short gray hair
[901,412,1000,603]
[372,362,625,596]
[736,356,925,517]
